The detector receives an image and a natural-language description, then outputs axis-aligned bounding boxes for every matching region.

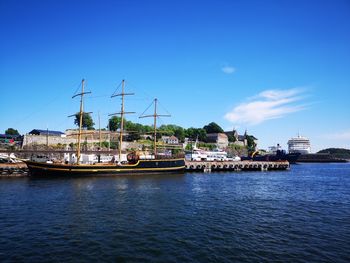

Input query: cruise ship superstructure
[287,135,311,154]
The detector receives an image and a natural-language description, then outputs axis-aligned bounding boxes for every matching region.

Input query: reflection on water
[1,164,350,262]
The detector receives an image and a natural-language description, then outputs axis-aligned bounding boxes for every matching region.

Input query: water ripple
[1,163,350,262]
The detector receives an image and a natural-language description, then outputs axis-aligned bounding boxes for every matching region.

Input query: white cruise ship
[287,135,311,154]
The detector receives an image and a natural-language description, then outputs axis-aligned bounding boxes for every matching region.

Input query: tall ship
[287,135,311,154]
[23,79,185,176]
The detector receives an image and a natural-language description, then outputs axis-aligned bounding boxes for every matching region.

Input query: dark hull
[242,153,300,164]
[296,154,348,163]
[24,158,185,177]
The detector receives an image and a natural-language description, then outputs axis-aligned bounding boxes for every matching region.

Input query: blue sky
[1,0,349,152]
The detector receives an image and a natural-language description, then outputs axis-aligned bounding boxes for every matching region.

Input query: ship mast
[109,80,134,162]
[98,111,101,149]
[140,98,170,157]
[153,98,158,155]
[68,79,92,164]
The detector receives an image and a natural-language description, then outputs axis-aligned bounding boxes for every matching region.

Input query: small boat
[24,79,185,176]
[0,153,23,163]
[185,139,240,162]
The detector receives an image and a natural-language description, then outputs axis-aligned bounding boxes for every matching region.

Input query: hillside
[317,148,350,159]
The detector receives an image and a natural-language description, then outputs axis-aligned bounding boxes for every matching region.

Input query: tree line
[74,113,226,143]
[4,113,255,149]
[3,114,226,142]
[104,116,256,152]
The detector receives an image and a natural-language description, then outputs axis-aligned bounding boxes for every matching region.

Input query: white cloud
[221,66,236,74]
[320,130,350,140]
[224,88,307,125]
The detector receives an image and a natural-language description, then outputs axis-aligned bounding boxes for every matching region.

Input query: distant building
[65,129,121,141]
[23,128,137,149]
[161,135,179,144]
[29,129,64,136]
[23,129,74,148]
[206,133,229,149]
[224,129,258,147]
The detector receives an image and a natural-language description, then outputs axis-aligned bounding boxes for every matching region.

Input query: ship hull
[296,154,348,163]
[24,158,185,177]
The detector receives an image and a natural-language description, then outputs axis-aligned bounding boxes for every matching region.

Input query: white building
[161,135,179,144]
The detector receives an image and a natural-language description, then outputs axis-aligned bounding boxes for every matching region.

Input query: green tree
[174,127,185,142]
[228,134,236,143]
[109,118,152,141]
[158,124,186,142]
[158,125,174,136]
[185,143,193,151]
[108,116,121,131]
[5,128,19,135]
[318,148,350,159]
[203,122,224,134]
[185,127,207,141]
[141,124,153,134]
[74,112,95,130]
[185,127,195,140]
[125,121,141,141]
[246,135,257,153]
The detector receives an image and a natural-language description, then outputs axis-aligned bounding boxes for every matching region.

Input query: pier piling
[185,160,289,172]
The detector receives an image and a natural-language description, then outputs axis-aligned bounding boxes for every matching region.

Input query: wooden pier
[185,160,290,172]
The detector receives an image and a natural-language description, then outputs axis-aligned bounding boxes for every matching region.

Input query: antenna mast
[98,111,101,149]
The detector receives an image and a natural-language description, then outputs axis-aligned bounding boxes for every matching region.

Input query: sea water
[1,163,349,262]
